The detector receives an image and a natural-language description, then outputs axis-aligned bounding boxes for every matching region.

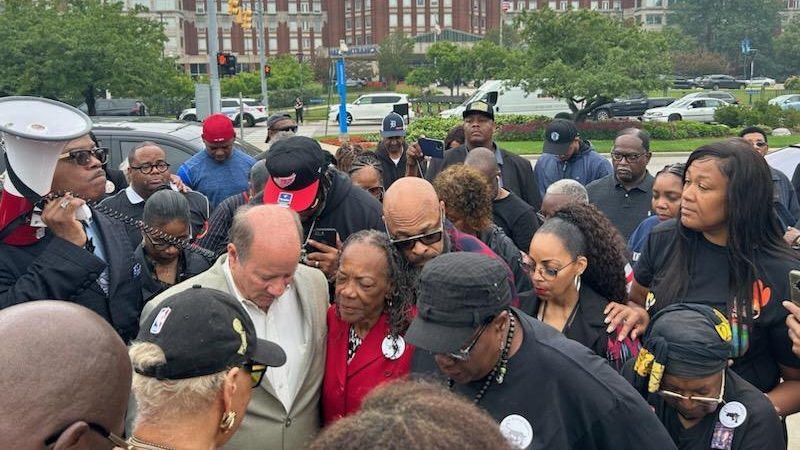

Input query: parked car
[666,76,698,89]
[696,74,746,90]
[178,98,267,127]
[78,98,148,116]
[305,96,325,105]
[345,78,367,88]
[90,118,262,171]
[744,77,777,87]
[769,94,800,110]
[642,97,730,123]
[677,90,739,105]
[588,94,675,120]
[329,93,414,125]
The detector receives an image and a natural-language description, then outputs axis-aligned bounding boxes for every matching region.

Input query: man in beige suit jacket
[142,205,329,450]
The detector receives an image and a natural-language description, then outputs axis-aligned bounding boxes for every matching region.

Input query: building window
[571,0,578,8]
[345,0,351,11]
[403,13,411,25]
[559,0,567,9]
[190,63,207,76]
[290,20,297,29]
[269,37,278,50]
[290,38,298,51]
[196,1,205,13]
[301,3,309,13]
[345,18,352,29]
[154,0,177,9]
[613,0,620,9]
[198,36,207,52]
[602,0,609,9]
[444,0,451,5]
[417,13,425,27]
[268,19,277,31]
[365,16,371,28]
[313,1,321,12]
[443,12,451,26]
[289,2,297,13]
[390,0,398,6]
[645,14,662,24]
[417,0,424,5]
[244,38,253,51]
[390,14,398,26]
[267,1,276,13]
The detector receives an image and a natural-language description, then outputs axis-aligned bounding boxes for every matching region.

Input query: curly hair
[335,142,365,173]
[433,165,493,233]
[337,230,415,336]
[308,379,512,450]
[541,203,629,301]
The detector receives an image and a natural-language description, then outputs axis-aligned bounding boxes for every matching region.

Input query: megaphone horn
[0,96,92,246]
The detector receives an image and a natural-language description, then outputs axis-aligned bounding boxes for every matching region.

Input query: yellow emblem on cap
[711,308,732,342]
[471,101,490,112]
[633,348,654,377]
[232,318,248,355]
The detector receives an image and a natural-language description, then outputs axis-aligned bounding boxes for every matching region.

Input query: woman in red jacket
[322,229,416,425]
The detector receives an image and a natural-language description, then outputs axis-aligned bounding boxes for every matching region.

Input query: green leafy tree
[669,0,782,75]
[378,31,414,89]
[774,19,800,78]
[427,42,472,95]
[510,9,670,121]
[0,0,180,115]
[469,40,515,87]
[484,23,521,49]
[405,67,437,89]
[261,54,314,90]
[671,49,731,77]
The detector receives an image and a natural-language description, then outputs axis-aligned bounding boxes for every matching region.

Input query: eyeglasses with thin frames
[657,371,726,407]
[445,323,490,361]
[520,256,577,281]
[130,160,171,175]
[272,125,298,133]
[610,151,647,163]
[58,147,108,166]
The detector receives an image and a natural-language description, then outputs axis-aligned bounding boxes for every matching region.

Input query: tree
[774,18,800,78]
[427,42,472,95]
[405,67,437,90]
[378,31,414,89]
[669,0,782,75]
[484,23,521,49]
[671,49,731,77]
[468,40,515,87]
[0,0,180,115]
[510,9,670,121]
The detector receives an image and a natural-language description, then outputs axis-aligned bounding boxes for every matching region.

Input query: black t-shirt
[493,192,539,252]
[634,219,800,392]
[411,309,676,450]
[649,370,784,450]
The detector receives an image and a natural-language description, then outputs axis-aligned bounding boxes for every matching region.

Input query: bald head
[464,147,499,178]
[383,178,445,267]
[0,301,131,449]
[231,204,302,263]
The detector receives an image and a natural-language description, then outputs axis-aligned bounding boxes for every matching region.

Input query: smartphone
[309,228,338,249]
[419,137,445,159]
[790,270,800,306]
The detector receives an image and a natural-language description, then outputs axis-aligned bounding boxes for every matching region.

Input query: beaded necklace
[448,314,516,404]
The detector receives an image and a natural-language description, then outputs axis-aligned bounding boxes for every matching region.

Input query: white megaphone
[0,96,92,246]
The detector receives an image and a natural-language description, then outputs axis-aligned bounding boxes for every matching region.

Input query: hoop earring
[220,410,237,433]
[574,274,582,292]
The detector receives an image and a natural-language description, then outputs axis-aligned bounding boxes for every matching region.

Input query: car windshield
[670,98,695,108]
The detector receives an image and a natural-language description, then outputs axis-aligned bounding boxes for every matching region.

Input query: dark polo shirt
[586,172,654,240]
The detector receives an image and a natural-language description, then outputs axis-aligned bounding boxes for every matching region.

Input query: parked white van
[439,80,571,118]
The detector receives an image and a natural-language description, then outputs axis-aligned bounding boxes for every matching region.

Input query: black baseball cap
[405,253,511,354]
[263,136,329,211]
[136,286,286,380]
[462,100,495,121]
[543,119,579,155]
[381,112,406,138]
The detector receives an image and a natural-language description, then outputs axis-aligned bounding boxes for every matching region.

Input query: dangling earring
[574,274,582,292]
[220,410,237,433]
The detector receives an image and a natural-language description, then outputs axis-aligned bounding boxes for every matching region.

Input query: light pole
[207,0,221,113]
[336,40,349,141]
[255,0,269,114]
[297,52,304,99]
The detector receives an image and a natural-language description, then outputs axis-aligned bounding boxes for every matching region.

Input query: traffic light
[241,9,253,30]
[217,52,237,76]
[264,64,272,77]
[227,0,240,16]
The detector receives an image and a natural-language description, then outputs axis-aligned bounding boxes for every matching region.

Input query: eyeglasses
[536,211,547,223]
[244,361,267,388]
[445,323,490,361]
[130,161,170,174]
[520,256,577,281]
[145,233,189,251]
[272,125,298,133]
[367,186,384,200]
[658,371,726,407]
[45,421,127,448]
[752,141,767,148]
[388,226,443,251]
[57,147,108,166]
[610,151,646,162]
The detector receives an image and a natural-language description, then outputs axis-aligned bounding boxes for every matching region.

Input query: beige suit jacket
[142,255,329,450]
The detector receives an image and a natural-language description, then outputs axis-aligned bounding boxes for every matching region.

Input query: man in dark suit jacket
[0,133,143,342]
[411,100,542,210]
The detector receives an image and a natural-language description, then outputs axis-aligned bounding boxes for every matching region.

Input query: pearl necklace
[448,314,516,404]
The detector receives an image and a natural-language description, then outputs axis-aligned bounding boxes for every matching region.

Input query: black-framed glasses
[244,361,267,388]
[610,151,646,162]
[145,233,189,251]
[752,141,767,148]
[130,160,170,175]
[520,255,577,281]
[45,421,126,448]
[445,323,490,361]
[388,226,443,251]
[272,125,298,133]
[58,147,108,166]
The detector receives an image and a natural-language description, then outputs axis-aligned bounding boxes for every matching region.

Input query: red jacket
[322,306,415,425]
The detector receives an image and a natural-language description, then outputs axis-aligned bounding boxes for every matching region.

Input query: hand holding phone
[418,137,445,159]
[789,270,800,306]
[305,228,340,277]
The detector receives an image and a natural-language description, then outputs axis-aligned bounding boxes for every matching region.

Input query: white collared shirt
[124,185,145,205]
[223,258,306,411]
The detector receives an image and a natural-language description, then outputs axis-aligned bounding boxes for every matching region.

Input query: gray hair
[129,342,227,426]
[545,179,589,203]
[229,205,302,262]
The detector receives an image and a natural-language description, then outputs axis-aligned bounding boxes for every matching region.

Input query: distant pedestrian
[295,97,305,124]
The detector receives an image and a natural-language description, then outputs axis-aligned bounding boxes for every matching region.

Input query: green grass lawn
[499,134,800,155]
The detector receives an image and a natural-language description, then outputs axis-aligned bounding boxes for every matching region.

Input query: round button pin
[381,335,405,360]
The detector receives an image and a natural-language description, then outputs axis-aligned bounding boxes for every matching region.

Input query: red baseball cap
[202,113,235,143]
[263,136,328,212]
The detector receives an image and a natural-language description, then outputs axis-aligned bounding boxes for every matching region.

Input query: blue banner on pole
[335,59,348,135]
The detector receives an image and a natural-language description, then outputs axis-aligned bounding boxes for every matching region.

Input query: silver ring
[59,199,70,209]
[315,260,320,268]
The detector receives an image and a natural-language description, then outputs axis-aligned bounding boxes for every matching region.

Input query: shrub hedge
[713,101,800,129]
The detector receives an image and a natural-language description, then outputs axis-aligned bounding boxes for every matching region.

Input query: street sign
[741,38,751,54]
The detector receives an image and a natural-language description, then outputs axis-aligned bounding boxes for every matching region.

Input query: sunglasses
[444,323,489,361]
[520,256,577,281]
[272,125,298,133]
[244,361,267,388]
[610,151,646,162]
[130,160,171,175]
[387,208,445,251]
[58,147,108,166]
[657,371,725,407]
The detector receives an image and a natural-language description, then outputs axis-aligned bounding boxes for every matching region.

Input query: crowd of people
[2,99,800,450]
